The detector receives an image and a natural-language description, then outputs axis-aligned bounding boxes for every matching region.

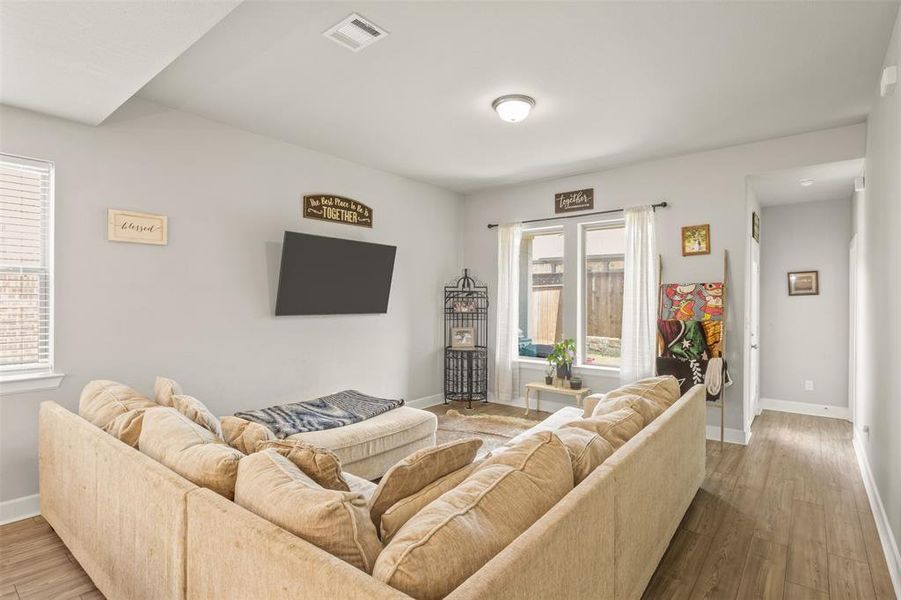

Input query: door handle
[751,344,759,349]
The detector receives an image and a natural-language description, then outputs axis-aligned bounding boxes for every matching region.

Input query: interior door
[749,241,761,420]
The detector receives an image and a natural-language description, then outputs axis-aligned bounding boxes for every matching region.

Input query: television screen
[275,231,397,315]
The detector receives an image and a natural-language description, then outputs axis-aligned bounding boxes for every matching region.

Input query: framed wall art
[788,271,819,296]
[107,209,168,245]
[681,224,710,256]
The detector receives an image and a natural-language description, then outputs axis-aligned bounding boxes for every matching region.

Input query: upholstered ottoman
[286,407,438,480]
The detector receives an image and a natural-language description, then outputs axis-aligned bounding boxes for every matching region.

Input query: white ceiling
[1,2,897,192]
[0,0,240,125]
[750,159,864,207]
[136,1,898,192]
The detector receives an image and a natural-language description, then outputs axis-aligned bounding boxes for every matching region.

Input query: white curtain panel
[494,223,522,402]
[620,206,658,384]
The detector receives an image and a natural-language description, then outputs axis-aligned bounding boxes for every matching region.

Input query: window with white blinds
[0,154,54,375]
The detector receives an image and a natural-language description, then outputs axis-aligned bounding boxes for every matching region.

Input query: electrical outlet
[804,380,814,391]
[862,425,870,440]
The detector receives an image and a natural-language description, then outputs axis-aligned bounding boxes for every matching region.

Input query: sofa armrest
[582,393,605,417]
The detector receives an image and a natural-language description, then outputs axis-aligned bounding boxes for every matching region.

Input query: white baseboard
[853,433,901,597]
[705,425,751,445]
[759,397,850,421]
[0,493,40,525]
[406,393,445,409]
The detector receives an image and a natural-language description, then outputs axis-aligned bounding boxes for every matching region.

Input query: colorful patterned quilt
[655,357,729,402]
[657,319,723,360]
[659,283,724,321]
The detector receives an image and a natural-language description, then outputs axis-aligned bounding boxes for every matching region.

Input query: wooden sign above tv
[554,188,594,213]
[303,195,373,228]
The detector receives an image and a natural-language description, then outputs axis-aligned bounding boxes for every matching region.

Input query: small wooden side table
[523,380,592,415]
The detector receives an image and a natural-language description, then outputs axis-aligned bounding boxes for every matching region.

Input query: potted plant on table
[544,364,555,385]
[547,338,576,382]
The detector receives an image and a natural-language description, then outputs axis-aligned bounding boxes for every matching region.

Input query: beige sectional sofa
[38,383,706,600]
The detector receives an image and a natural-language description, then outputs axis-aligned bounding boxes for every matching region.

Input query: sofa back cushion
[553,427,615,484]
[368,437,482,531]
[592,393,664,425]
[153,376,183,407]
[605,375,680,409]
[564,407,644,449]
[379,461,478,544]
[234,450,382,573]
[372,431,572,599]
[139,407,243,499]
[79,380,159,447]
[257,439,351,492]
[221,416,275,455]
[171,394,222,439]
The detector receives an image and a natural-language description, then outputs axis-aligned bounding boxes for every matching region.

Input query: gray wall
[0,99,463,503]
[463,124,866,437]
[759,198,851,407]
[856,6,901,560]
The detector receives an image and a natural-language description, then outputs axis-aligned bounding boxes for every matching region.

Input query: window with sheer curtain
[517,229,564,358]
[0,154,54,376]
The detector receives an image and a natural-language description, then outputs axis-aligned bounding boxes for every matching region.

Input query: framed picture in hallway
[681,224,710,256]
[788,271,819,296]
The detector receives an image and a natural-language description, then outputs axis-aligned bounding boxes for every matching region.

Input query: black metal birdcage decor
[444,269,489,408]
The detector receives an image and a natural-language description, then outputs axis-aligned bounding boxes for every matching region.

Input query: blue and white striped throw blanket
[234,390,405,439]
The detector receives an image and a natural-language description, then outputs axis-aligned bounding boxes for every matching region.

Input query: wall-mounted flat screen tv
[275,231,397,315]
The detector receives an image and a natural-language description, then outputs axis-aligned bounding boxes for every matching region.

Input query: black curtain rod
[486,201,668,229]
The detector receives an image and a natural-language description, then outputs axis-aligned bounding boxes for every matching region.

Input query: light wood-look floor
[644,410,895,600]
[0,410,894,600]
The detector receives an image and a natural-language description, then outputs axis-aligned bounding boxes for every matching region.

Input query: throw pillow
[372,432,572,600]
[379,461,478,544]
[257,439,350,492]
[220,416,275,455]
[564,407,644,448]
[591,393,664,425]
[138,407,243,499]
[235,450,383,573]
[368,437,482,531]
[553,427,615,484]
[153,376,183,407]
[605,375,680,409]
[171,394,222,439]
[78,380,159,447]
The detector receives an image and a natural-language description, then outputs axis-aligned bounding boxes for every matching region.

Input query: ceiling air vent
[324,13,388,52]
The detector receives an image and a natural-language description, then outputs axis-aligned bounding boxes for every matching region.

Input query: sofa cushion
[554,427,615,484]
[79,380,159,447]
[286,407,437,467]
[368,437,482,531]
[379,461,478,543]
[234,450,382,573]
[257,439,350,492]
[139,407,243,499]
[171,394,222,438]
[373,431,573,599]
[220,416,275,454]
[504,406,584,448]
[606,375,680,408]
[591,393,664,425]
[153,376,183,407]
[564,407,644,449]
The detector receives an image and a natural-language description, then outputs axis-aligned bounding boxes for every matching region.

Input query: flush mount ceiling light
[800,179,815,187]
[492,95,535,123]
